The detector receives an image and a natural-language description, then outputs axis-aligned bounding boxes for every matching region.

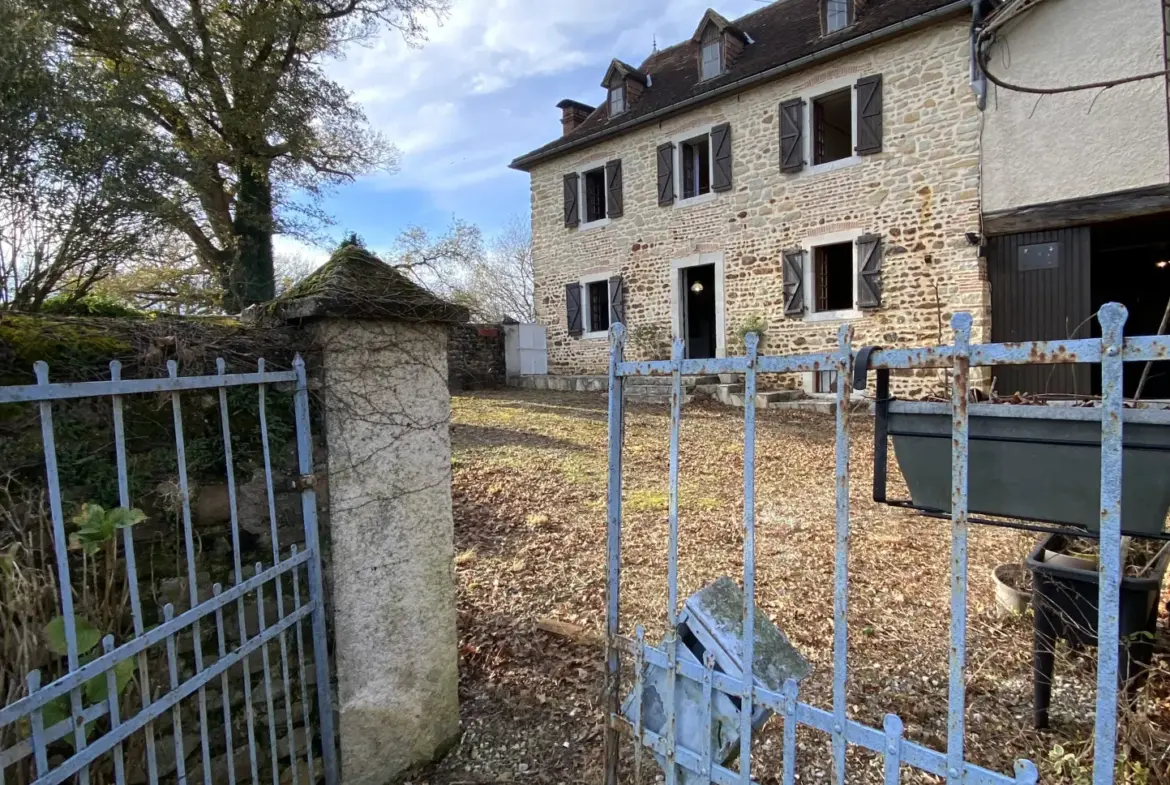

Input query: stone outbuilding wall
[448,323,506,391]
[529,19,984,396]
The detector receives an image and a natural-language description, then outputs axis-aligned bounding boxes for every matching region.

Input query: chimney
[557,99,595,137]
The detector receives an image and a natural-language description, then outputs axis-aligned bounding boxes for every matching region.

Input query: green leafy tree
[0,1,166,310]
[39,0,449,311]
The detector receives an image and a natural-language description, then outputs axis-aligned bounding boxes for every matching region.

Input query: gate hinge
[290,472,325,491]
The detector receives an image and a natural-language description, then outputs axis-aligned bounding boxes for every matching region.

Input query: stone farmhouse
[509,0,1170,400]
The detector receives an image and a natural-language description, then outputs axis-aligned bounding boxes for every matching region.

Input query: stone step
[757,390,807,404]
[625,375,720,387]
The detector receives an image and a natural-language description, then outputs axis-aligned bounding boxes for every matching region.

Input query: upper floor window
[824,0,852,34]
[609,85,626,116]
[681,134,712,199]
[700,39,722,80]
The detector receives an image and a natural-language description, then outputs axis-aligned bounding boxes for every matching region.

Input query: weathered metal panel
[0,357,338,785]
[988,227,1092,395]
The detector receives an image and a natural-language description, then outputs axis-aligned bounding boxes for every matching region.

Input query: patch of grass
[627,490,669,512]
[525,513,552,528]
[455,548,478,567]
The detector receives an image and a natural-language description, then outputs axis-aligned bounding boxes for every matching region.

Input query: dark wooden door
[988,227,1092,396]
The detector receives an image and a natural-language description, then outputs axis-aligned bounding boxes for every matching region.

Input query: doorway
[1090,212,1170,399]
[681,263,717,359]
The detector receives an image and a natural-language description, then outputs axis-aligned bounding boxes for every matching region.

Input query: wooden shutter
[711,122,732,192]
[606,160,624,219]
[565,283,583,336]
[657,142,675,206]
[563,173,580,228]
[779,98,805,173]
[609,275,626,326]
[782,248,806,316]
[856,233,884,309]
[855,75,883,155]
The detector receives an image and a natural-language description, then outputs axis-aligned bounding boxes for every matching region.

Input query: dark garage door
[988,227,1091,396]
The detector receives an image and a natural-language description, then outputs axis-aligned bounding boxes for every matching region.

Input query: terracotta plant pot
[993,563,1032,616]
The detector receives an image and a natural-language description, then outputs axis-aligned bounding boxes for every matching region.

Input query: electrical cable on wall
[976,0,1170,95]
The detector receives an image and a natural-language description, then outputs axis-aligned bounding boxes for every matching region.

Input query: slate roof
[510,0,967,171]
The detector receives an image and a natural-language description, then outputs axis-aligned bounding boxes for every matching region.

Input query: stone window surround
[797,72,864,176]
[574,158,612,231]
[579,270,614,339]
[802,227,866,324]
[670,252,727,358]
[668,123,720,209]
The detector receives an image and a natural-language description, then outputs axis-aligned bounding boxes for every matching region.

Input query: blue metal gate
[603,302,1167,785]
[0,356,338,785]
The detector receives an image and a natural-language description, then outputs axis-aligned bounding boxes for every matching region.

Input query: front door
[681,264,717,359]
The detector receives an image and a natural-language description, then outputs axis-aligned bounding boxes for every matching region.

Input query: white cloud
[328,0,767,198]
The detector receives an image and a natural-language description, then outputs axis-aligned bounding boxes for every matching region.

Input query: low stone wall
[448,323,505,391]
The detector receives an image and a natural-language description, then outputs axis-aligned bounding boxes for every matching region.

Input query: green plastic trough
[889,405,1170,535]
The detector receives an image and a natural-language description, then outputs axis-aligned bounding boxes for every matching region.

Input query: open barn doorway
[1090,212,1170,399]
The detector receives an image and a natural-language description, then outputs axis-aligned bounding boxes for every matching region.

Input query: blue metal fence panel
[605,303,1155,784]
[0,357,338,785]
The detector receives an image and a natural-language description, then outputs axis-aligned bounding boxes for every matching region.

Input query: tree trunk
[227,159,276,312]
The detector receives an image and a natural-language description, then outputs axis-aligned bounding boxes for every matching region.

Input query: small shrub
[734,313,768,351]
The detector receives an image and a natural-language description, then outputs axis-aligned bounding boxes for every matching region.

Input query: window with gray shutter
[565,282,583,336]
[783,248,806,316]
[711,123,732,192]
[609,275,625,326]
[606,160,624,219]
[856,233,884,308]
[563,173,580,228]
[780,98,805,173]
[855,75,883,155]
[657,142,675,206]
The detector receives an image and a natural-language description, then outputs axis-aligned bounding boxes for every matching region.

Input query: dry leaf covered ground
[413,390,1169,785]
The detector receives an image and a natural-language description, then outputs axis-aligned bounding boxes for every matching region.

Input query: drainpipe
[969,0,989,110]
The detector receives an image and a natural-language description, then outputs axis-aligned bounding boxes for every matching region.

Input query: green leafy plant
[735,313,768,350]
[41,615,136,739]
[69,504,146,556]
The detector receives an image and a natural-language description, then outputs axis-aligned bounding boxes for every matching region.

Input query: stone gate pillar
[272,247,466,784]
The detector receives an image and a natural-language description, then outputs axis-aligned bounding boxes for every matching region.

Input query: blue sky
[276,0,767,262]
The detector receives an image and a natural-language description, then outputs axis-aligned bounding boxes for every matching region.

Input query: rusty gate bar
[947,313,972,785]
[603,301,1166,785]
[0,356,339,785]
[830,326,853,785]
[604,324,627,785]
[740,333,759,785]
[1093,304,1125,784]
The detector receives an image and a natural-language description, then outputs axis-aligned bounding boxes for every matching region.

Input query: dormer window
[609,85,626,116]
[824,0,853,34]
[692,9,746,82]
[700,39,722,80]
[601,59,648,118]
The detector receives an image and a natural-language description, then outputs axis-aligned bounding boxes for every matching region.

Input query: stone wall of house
[448,323,506,391]
[529,19,985,396]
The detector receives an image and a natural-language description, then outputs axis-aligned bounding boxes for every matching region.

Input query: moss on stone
[0,315,133,383]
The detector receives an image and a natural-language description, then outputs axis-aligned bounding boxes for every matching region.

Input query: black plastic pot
[887,406,1170,535]
[1025,534,1169,729]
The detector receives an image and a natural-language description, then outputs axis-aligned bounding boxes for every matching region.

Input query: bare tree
[476,215,534,323]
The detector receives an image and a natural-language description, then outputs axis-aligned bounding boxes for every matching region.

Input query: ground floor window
[815,370,838,393]
[813,241,854,312]
[586,279,610,334]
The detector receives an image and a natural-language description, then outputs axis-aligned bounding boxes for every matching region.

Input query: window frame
[823,0,853,35]
[579,271,613,339]
[797,74,862,176]
[801,228,866,323]
[668,124,719,208]
[700,39,723,81]
[573,159,611,230]
[609,84,626,116]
